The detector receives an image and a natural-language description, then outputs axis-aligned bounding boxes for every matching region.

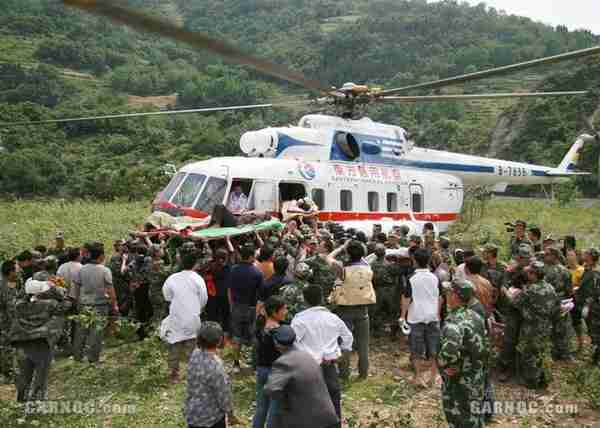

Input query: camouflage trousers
[15,339,52,402]
[0,339,16,384]
[519,339,552,389]
[498,311,521,372]
[441,378,485,428]
[587,308,600,348]
[552,313,573,359]
[370,287,398,334]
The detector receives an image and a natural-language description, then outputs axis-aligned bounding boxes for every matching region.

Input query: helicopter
[3,0,600,233]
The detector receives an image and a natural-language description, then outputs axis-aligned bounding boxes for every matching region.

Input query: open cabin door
[249,180,277,212]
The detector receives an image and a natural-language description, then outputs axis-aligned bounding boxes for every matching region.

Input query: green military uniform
[510,237,532,259]
[512,271,558,389]
[148,265,170,323]
[575,263,600,363]
[304,255,336,302]
[369,257,395,334]
[11,287,71,401]
[544,263,573,359]
[0,275,18,383]
[280,280,309,321]
[438,282,488,428]
[498,261,528,373]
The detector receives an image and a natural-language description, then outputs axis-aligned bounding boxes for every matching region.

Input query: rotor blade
[0,101,312,127]
[380,46,600,96]
[378,91,588,102]
[62,0,330,94]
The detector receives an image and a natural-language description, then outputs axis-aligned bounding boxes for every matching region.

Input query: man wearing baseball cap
[438,279,488,428]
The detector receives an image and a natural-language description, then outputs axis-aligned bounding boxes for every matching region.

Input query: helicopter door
[249,180,277,212]
[409,184,424,213]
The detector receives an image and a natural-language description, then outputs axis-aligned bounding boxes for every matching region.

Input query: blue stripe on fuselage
[276,133,321,156]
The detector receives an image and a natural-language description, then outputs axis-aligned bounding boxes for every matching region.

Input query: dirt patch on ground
[127,95,177,110]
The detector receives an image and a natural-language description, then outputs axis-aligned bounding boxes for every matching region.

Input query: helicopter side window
[311,188,325,210]
[387,193,398,212]
[368,191,379,212]
[410,184,424,213]
[171,173,206,207]
[194,176,228,213]
[340,190,353,211]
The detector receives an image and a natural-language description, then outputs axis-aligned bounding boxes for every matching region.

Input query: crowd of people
[1,216,600,428]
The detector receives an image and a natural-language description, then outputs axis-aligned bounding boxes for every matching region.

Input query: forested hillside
[1,0,599,199]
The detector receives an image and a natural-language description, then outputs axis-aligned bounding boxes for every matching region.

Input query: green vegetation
[1,0,600,199]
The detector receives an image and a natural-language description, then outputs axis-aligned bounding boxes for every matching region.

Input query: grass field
[1,197,599,260]
[1,197,600,427]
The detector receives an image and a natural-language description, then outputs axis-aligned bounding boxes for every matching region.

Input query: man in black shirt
[227,243,264,371]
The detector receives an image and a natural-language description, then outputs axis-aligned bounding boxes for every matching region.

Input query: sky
[453,0,600,34]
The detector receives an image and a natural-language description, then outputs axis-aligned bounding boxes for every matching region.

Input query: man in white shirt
[161,251,208,383]
[292,285,353,427]
[400,248,442,387]
[226,183,248,214]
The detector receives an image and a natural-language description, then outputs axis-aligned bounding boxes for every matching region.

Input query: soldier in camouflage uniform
[498,245,531,382]
[480,244,506,290]
[10,281,71,401]
[304,239,336,304]
[0,260,18,384]
[369,244,396,335]
[280,262,312,321]
[148,258,170,324]
[505,261,558,389]
[575,248,600,365]
[438,279,488,428]
[108,240,132,316]
[509,220,532,258]
[544,247,574,360]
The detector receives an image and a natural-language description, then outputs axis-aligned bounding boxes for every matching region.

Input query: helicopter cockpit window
[194,176,228,213]
[161,172,186,202]
[170,173,206,207]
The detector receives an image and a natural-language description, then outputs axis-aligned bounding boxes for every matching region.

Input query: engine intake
[240,129,279,157]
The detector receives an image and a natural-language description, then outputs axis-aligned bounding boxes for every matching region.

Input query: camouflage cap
[55,231,65,239]
[543,234,556,243]
[517,244,532,258]
[481,243,498,253]
[450,279,474,303]
[526,260,545,276]
[399,225,410,235]
[318,229,332,240]
[294,262,313,280]
[409,234,421,242]
[515,220,527,227]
